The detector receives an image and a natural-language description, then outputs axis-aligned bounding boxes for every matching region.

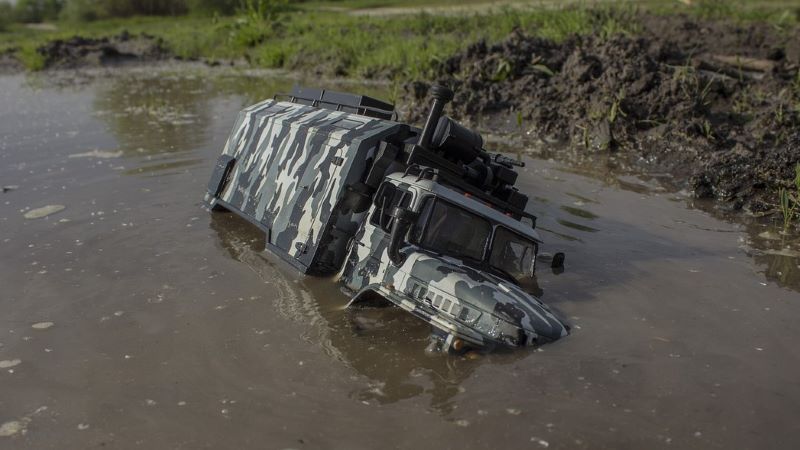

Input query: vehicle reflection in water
[208,211,529,413]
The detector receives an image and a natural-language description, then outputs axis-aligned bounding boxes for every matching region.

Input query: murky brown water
[2,65,800,449]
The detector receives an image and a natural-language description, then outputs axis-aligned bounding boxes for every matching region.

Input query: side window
[489,227,538,281]
[370,182,411,232]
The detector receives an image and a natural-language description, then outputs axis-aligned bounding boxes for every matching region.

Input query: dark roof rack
[401,164,537,227]
[275,86,396,120]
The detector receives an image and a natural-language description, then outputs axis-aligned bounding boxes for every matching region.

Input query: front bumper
[373,285,533,351]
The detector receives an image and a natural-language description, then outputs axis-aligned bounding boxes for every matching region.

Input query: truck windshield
[489,227,537,281]
[415,197,538,282]
[416,198,491,261]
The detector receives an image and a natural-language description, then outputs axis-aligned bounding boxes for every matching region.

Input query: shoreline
[3,8,799,227]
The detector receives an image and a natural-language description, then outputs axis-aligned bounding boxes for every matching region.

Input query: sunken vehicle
[205,85,568,352]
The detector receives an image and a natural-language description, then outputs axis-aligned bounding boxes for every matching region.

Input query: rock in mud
[23,205,65,219]
[404,12,800,215]
[0,407,47,437]
[0,420,25,437]
[0,359,22,369]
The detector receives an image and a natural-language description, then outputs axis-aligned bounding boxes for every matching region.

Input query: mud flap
[207,155,236,199]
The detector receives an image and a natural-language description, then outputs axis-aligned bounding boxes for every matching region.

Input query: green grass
[0,6,623,77]
[249,7,618,79]
[0,0,797,78]
[779,164,800,230]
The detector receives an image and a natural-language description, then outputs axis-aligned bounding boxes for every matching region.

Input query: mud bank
[0,49,25,74]
[39,32,171,69]
[0,32,171,72]
[404,13,800,215]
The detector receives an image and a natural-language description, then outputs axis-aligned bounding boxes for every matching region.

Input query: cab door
[343,182,412,291]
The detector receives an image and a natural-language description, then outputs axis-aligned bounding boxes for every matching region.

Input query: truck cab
[340,172,568,352]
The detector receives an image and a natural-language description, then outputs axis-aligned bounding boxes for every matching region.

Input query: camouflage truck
[205,85,568,352]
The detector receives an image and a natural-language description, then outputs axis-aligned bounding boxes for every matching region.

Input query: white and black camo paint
[339,176,568,350]
[207,99,569,350]
[208,99,404,272]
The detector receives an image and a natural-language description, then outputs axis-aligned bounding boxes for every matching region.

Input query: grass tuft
[779,164,800,230]
[17,44,46,70]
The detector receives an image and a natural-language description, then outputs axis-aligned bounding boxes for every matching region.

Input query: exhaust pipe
[387,206,418,266]
[418,85,454,150]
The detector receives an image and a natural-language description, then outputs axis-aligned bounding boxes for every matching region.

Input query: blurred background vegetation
[0,0,797,78]
[1,0,797,23]
[1,0,253,22]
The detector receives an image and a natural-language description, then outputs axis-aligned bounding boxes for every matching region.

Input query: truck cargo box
[206,97,408,274]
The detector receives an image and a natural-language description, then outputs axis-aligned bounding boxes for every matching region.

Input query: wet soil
[0,32,172,74]
[404,12,800,216]
[2,65,800,449]
[0,49,25,74]
[37,32,171,70]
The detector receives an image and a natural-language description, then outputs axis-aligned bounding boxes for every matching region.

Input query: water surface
[1,65,799,449]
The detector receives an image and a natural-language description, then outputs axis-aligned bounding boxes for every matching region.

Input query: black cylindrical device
[418,85,454,150]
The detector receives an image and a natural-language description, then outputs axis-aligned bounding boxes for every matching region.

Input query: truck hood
[394,251,569,342]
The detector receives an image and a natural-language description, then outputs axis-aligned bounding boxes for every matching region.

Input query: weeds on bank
[778,164,800,230]
[792,69,800,113]
[654,0,799,28]
[701,119,715,141]
[608,89,626,124]
[0,1,796,78]
[671,61,715,108]
[16,45,46,70]
[693,0,735,20]
[0,3,644,76]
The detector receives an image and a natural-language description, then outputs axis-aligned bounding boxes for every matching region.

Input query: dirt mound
[36,32,170,70]
[404,13,800,214]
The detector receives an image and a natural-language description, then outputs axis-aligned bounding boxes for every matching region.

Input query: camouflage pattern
[339,174,568,350]
[205,99,407,273]
[207,94,569,352]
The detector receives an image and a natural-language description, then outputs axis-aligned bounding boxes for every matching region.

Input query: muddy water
[2,66,800,450]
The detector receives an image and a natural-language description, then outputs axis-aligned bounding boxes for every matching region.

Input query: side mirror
[551,252,565,275]
[387,206,418,266]
[551,252,565,268]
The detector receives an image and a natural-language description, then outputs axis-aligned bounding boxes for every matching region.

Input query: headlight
[456,305,481,324]
[474,314,501,338]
